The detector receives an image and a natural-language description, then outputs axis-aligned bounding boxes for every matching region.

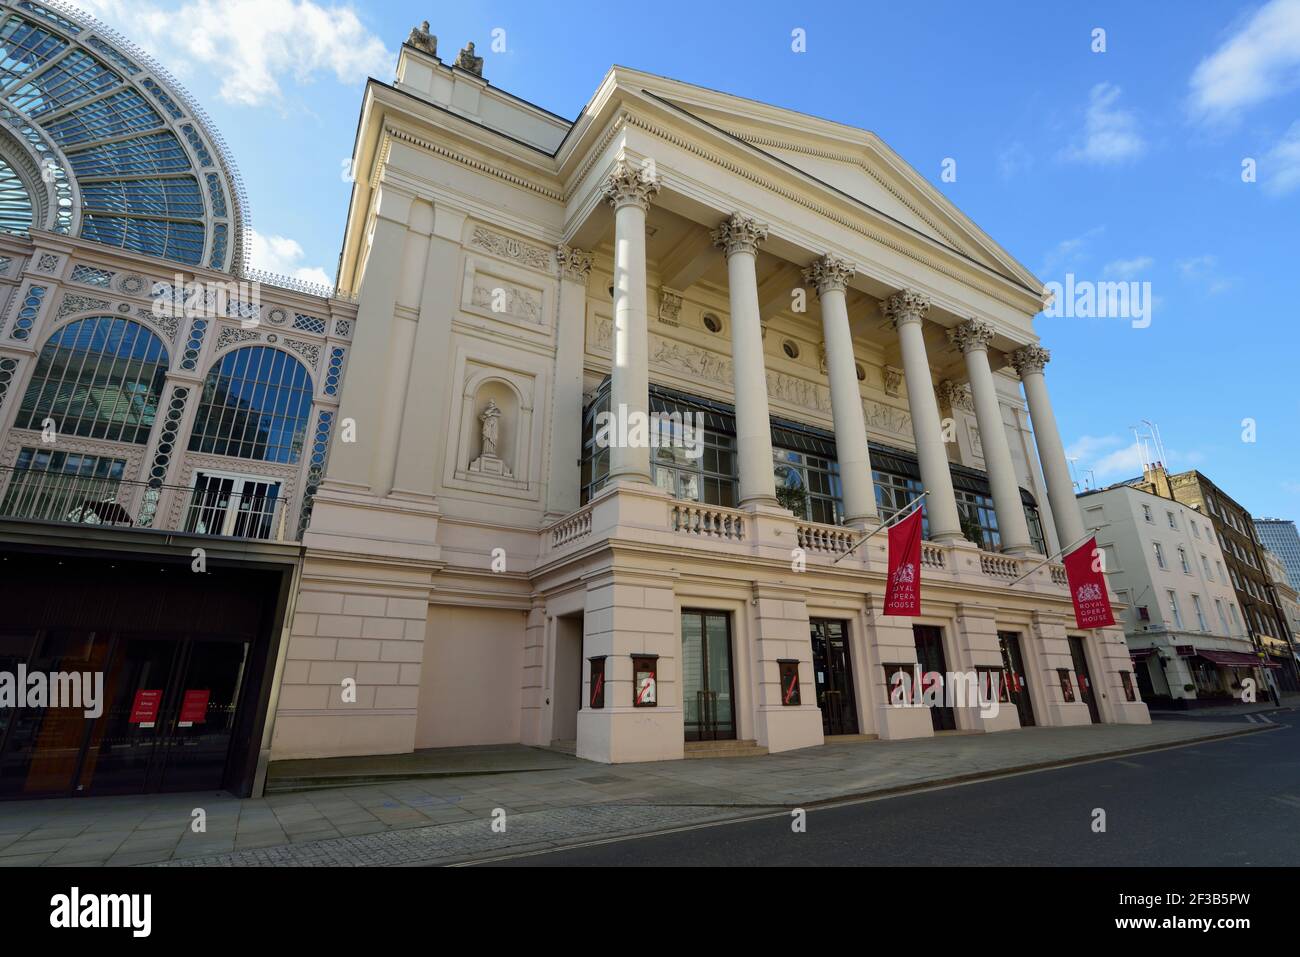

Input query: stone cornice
[1011,344,1051,377]
[602,157,661,211]
[711,213,768,257]
[948,318,995,354]
[884,289,930,328]
[385,126,563,200]
[802,254,855,296]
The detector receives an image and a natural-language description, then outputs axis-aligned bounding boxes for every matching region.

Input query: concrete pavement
[0,718,1267,866]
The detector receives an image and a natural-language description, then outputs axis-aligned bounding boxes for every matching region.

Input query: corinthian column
[949,319,1033,555]
[602,159,659,484]
[713,213,778,506]
[804,255,878,527]
[1011,345,1085,551]
[885,290,964,543]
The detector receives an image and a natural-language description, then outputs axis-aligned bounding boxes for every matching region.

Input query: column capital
[555,244,593,282]
[948,318,996,354]
[936,379,973,413]
[1011,344,1051,377]
[711,213,768,257]
[801,254,856,296]
[602,158,660,211]
[884,289,930,328]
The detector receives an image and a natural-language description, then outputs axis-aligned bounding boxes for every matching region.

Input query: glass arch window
[188,346,313,464]
[0,154,33,234]
[16,315,168,443]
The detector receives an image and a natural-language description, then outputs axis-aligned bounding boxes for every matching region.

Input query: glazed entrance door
[913,625,956,731]
[1069,635,1101,724]
[682,611,736,741]
[810,619,858,735]
[997,631,1036,727]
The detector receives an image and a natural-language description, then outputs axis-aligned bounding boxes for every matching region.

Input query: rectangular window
[1192,522,1201,539]
[1192,595,1207,632]
[1215,599,1228,634]
[1142,504,1153,523]
[1168,590,1183,629]
[1201,554,1212,578]
[1178,547,1191,574]
[1153,542,1166,569]
[1168,511,1177,529]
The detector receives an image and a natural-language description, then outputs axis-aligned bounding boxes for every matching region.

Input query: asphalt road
[485,713,1300,866]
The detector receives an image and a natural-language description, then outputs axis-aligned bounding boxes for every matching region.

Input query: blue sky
[77,0,1300,520]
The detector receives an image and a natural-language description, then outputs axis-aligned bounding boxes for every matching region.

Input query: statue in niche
[480,399,501,457]
[407,21,437,56]
[470,398,512,478]
[455,42,484,76]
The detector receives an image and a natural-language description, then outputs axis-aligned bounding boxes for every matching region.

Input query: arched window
[188,346,312,464]
[17,315,168,443]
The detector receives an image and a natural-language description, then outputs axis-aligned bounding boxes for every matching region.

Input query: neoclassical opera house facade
[281,28,1149,767]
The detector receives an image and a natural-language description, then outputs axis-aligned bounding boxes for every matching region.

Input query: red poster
[129,689,162,724]
[179,689,210,724]
[1063,536,1116,629]
[883,506,923,616]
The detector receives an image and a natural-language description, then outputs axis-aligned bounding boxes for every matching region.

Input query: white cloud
[1177,254,1233,294]
[1067,433,1204,486]
[1262,120,1300,195]
[1038,225,1105,276]
[1103,256,1154,279]
[248,229,332,287]
[78,0,393,107]
[1061,83,1145,165]
[1066,435,1142,485]
[1188,0,1300,121]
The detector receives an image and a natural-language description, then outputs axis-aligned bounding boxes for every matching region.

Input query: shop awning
[1195,649,1266,667]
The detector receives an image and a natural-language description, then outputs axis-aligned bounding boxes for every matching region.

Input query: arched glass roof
[0,0,245,271]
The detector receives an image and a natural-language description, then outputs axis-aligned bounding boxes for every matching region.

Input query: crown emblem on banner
[1076,583,1103,602]
[892,563,915,585]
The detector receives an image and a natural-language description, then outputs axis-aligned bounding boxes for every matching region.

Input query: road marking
[1112,759,1143,769]
[451,725,1280,866]
[1245,715,1259,724]
[1269,794,1300,809]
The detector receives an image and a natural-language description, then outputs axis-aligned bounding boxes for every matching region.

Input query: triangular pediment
[613,69,1041,291]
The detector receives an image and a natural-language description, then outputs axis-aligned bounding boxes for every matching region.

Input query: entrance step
[684,739,768,759]
[824,733,879,743]
[548,739,577,756]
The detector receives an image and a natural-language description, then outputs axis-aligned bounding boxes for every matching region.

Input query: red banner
[1063,536,1116,629]
[884,506,923,616]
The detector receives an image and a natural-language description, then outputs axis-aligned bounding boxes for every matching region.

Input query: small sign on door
[178,689,211,726]
[129,689,162,727]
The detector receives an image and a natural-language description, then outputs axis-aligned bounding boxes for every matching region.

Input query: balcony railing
[0,467,294,542]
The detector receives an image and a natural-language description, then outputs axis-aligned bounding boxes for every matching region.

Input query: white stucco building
[1079,483,1264,706]
[263,27,1149,769]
